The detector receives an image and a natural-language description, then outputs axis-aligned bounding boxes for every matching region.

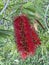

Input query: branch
[0,0,10,15]
[35,19,45,30]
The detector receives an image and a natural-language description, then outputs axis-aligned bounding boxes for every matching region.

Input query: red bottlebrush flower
[13,15,41,59]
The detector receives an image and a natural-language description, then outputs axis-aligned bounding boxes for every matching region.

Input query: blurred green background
[0,0,49,65]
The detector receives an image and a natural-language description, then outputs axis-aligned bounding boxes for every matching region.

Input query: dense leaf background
[0,0,49,65]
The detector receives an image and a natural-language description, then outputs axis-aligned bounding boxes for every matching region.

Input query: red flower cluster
[13,15,41,59]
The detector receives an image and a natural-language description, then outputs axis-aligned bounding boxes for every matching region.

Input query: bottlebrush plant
[13,15,41,59]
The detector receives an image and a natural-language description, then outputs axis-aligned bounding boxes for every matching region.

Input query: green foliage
[0,0,49,65]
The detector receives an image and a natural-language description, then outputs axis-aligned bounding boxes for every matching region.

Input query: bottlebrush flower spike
[13,15,41,59]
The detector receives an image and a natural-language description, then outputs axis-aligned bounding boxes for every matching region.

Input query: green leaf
[23,2,33,8]
[22,8,36,18]
[0,29,13,37]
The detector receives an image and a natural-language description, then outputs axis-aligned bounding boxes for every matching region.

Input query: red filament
[13,15,41,59]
